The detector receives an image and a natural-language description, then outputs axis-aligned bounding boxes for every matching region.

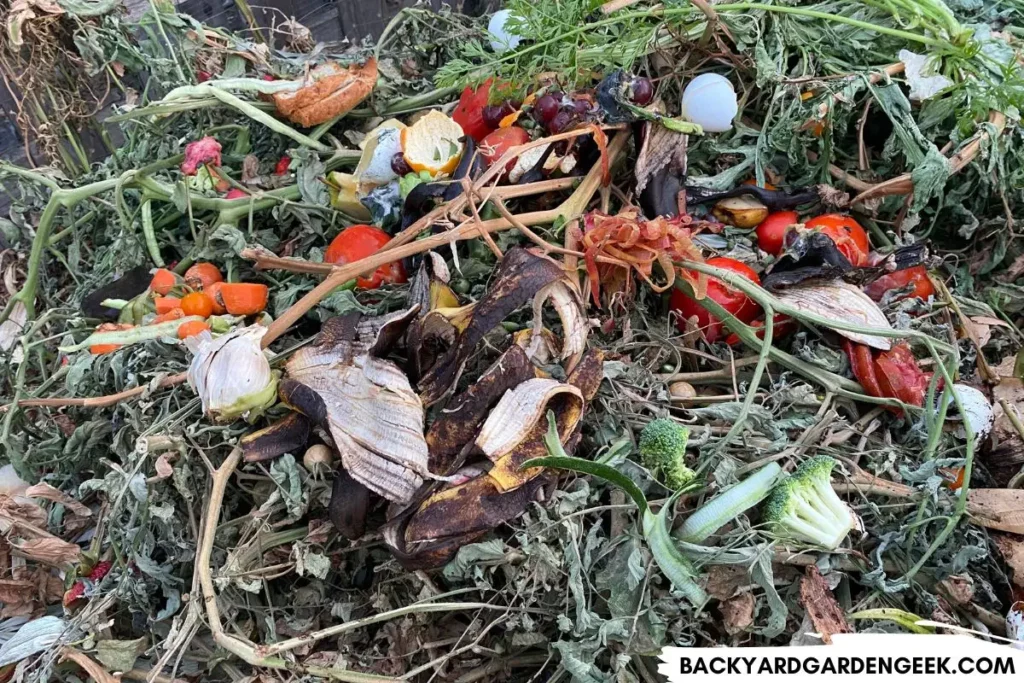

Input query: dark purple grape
[391,153,412,176]
[572,98,591,116]
[482,104,504,129]
[631,77,654,105]
[534,93,561,124]
[503,100,522,115]
[547,109,577,134]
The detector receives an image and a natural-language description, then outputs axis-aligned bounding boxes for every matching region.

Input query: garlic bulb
[680,73,738,133]
[488,10,522,53]
[187,326,278,422]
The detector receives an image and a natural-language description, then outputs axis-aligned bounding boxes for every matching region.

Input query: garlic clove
[188,326,278,422]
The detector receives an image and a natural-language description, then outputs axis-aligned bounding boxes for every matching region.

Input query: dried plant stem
[256,131,629,349]
[13,372,188,409]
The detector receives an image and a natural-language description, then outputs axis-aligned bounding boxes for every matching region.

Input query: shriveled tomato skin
[325,225,407,289]
[670,257,761,342]
[480,126,531,174]
[864,265,935,302]
[805,214,870,266]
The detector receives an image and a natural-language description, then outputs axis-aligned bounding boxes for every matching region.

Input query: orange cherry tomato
[213,283,269,315]
[177,321,211,339]
[325,225,407,290]
[755,211,799,256]
[669,257,761,343]
[149,269,179,295]
[180,292,214,318]
[805,214,870,267]
[184,262,223,290]
[864,265,935,302]
[480,126,531,175]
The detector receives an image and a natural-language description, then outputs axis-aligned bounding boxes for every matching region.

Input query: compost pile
[2,0,1024,680]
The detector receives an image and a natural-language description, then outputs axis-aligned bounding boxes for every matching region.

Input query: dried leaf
[798,565,850,644]
[704,565,748,601]
[12,537,80,566]
[993,533,1024,588]
[25,483,91,517]
[968,489,1024,534]
[94,636,147,672]
[635,126,686,194]
[0,616,68,666]
[60,647,120,683]
[720,591,755,635]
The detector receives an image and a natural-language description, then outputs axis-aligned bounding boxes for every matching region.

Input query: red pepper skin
[843,339,885,398]
[63,560,113,607]
[874,342,930,408]
[864,265,935,302]
[452,79,495,143]
[273,156,291,176]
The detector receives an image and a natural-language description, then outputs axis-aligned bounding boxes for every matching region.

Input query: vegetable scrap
[1,0,1024,679]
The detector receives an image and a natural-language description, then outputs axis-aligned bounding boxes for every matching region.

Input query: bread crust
[273,58,377,127]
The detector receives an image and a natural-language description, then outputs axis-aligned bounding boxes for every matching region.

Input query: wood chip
[992,532,1024,587]
[967,489,1024,534]
[720,591,755,635]
[798,565,850,644]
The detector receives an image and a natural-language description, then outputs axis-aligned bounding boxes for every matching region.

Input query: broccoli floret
[638,418,695,490]
[762,455,853,550]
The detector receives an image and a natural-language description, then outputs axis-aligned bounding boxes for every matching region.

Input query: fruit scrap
[149,268,181,295]
[452,78,496,142]
[272,58,378,128]
[154,296,181,314]
[325,225,407,289]
[670,256,760,342]
[400,110,465,176]
[178,320,211,339]
[63,560,113,607]
[180,291,215,317]
[181,136,222,175]
[843,339,934,411]
[184,263,224,290]
[574,208,706,307]
[89,323,133,355]
[864,265,935,302]
[210,283,269,316]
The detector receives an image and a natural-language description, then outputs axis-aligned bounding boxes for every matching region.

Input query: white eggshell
[1007,602,1024,650]
[680,73,738,133]
[488,10,522,53]
[950,384,994,442]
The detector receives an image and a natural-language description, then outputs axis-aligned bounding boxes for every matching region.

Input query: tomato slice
[874,342,930,408]
[452,79,495,143]
[480,126,531,175]
[864,265,935,302]
[805,214,870,267]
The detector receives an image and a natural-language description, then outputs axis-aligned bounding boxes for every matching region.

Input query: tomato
[669,257,761,342]
[875,342,930,408]
[452,79,495,143]
[325,225,408,290]
[480,126,531,175]
[805,214,870,267]
[755,211,799,256]
[180,292,214,318]
[274,156,291,176]
[725,313,797,346]
[150,269,179,296]
[843,339,884,399]
[184,262,223,291]
[864,265,935,302]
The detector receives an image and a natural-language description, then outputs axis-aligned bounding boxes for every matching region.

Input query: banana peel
[387,349,604,570]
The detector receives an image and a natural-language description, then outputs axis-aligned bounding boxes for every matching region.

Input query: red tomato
[274,156,291,176]
[452,79,495,143]
[325,225,407,290]
[805,214,870,266]
[875,342,930,408]
[755,211,799,255]
[724,313,797,346]
[669,257,761,342]
[864,265,935,302]
[480,126,531,175]
[843,339,884,399]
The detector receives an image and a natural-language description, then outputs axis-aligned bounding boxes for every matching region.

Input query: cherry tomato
[805,214,870,267]
[325,225,407,290]
[274,156,291,176]
[864,265,935,302]
[755,211,799,256]
[669,257,761,343]
[180,292,214,318]
[452,79,495,143]
[480,126,531,175]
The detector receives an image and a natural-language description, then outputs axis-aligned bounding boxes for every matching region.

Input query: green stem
[716,305,774,450]
[164,86,331,152]
[146,0,187,82]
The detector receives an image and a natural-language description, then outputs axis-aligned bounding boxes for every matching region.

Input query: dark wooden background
[0,0,488,170]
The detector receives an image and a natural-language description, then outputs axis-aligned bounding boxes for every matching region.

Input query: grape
[547,109,577,134]
[391,153,412,176]
[482,104,504,129]
[534,93,561,124]
[631,77,654,105]
[572,98,591,116]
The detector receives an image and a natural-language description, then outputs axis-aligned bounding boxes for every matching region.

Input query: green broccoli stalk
[638,418,695,490]
[762,455,854,550]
